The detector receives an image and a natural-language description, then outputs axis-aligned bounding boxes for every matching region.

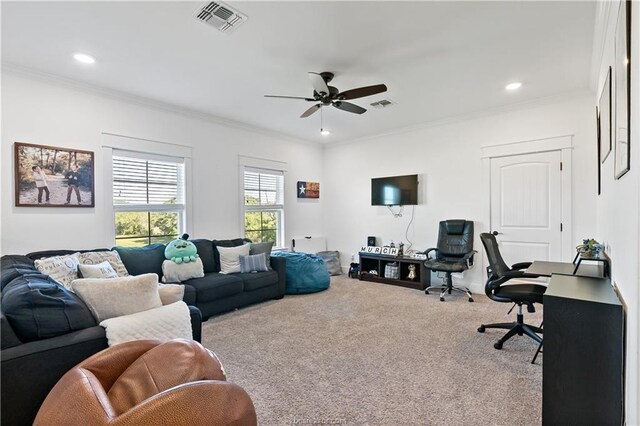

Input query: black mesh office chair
[424,220,477,302]
[477,232,546,349]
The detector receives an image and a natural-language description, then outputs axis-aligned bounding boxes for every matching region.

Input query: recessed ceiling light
[505,82,522,91]
[320,129,331,136]
[73,53,96,64]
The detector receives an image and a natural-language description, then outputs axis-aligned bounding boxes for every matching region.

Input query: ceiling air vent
[194,2,247,34]
[370,99,396,109]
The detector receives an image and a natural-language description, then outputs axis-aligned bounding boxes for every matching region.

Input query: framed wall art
[614,0,631,179]
[14,142,95,207]
[599,66,612,163]
[596,107,602,195]
[297,181,319,199]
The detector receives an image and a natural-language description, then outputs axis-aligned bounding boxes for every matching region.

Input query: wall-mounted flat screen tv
[371,174,418,206]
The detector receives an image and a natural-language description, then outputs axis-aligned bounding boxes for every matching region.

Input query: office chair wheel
[439,297,445,302]
[494,341,503,350]
[477,325,485,333]
[448,289,452,294]
[425,290,429,295]
[468,297,474,302]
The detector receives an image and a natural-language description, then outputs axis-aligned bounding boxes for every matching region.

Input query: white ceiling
[2,1,596,144]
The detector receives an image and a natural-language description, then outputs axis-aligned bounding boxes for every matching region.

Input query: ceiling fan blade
[338,84,388,100]
[300,104,322,118]
[308,72,330,96]
[264,95,315,101]
[333,101,366,115]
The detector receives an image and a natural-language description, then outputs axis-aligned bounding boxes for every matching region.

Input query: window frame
[241,165,285,248]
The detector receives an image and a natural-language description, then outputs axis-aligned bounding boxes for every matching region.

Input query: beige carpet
[202,276,543,425]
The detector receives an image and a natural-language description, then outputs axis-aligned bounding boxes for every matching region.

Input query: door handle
[492,231,501,236]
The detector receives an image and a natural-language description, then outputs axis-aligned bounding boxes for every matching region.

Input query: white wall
[593,1,640,423]
[0,72,324,254]
[322,93,597,293]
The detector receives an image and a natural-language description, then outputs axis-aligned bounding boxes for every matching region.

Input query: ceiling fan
[264,72,387,118]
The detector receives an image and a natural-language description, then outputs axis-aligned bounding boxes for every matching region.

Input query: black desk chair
[424,220,476,302]
[477,232,546,350]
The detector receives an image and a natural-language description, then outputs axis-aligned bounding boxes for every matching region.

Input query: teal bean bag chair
[271,251,330,294]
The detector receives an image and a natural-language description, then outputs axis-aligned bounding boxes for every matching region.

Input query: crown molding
[589,0,615,92]
[2,62,319,147]
[323,88,594,149]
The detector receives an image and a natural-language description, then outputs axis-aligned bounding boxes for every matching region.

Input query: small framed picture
[14,142,95,207]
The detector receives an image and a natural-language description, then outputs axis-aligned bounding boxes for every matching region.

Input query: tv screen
[371,174,418,206]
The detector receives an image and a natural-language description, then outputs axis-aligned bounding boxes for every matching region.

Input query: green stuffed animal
[165,234,199,264]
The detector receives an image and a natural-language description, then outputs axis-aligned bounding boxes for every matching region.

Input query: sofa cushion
[212,238,248,272]
[184,273,243,301]
[161,258,205,283]
[78,251,129,277]
[71,274,163,322]
[78,261,118,279]
[158,284,185,305]
[189,239,216,273]
[1,255,37,291]
[2,274,97,343]
[34,253,81,291]
[239,253,269,273]
[218,244,251,274]
[236,271,279,291]
[113,244,165,278]
[250,242,274,270]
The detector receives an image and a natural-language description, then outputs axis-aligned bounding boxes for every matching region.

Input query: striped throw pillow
[239,253,269,273]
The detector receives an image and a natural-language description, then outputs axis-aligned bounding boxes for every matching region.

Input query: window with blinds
[243,167,284,247]
[112,152,186,247]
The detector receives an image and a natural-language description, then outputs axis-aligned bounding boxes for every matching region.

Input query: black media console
[359,253,430,290]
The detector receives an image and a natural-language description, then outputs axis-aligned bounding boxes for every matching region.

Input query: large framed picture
[14,142,95,207]
[599,66,612,163]
[614,0,631,179]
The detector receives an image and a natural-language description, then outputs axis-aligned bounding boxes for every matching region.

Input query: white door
[490,151,563,266]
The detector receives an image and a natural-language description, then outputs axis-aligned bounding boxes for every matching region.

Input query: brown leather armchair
[34,339,257,426]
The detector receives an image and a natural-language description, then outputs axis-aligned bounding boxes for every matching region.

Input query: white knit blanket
[99,301,192,347]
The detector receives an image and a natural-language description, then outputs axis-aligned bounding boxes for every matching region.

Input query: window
[112,151,185,247]
[243,167,284,247]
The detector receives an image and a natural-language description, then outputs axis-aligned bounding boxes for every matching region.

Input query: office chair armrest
[460,250,478,260]
[423,248,437,259]
[503,270,541,280]
[511,262,533,270]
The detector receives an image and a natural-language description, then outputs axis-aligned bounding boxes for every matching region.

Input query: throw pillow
[161,258,205,283]
[34,253,80,291]
[250,242,273,270]
[71,273,163,322]
[217,244,250,274]
[317,251,342,275]
[239,253,269,273]
[78,251,129,277]
[158,284,185,305]
[189,239,216,273]
[99,301,192,347]
[113,244,165,278]
[78,261,118,279]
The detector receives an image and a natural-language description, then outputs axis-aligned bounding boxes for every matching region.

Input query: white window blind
[112,150,186,246]
[243,167,284,207]
[113,154,185,209]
